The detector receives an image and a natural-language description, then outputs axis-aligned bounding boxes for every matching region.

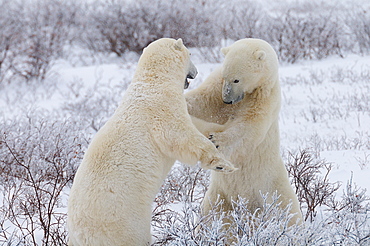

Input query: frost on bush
[0,111,88,245]
[346,5,370,54]
[154,164,209,206]
[268,10,344,63]
[0,1,21,84]
[61,78,130,132]
[323,176,370,245]
[78,0,161,56]
[1,0,370,71]
[0,0,78,84]
[72,0,370,63]
[285,149,340,221]
[152,193,306,246]
[151,146,370,245]
[11,0,77,81]
[79,0,220,57]
[152,194,230,246]
[152,190,370,246]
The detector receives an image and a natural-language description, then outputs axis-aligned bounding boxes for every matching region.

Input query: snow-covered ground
[2,52,369,193]
[54,54,370,192]
[278,55,370,194]
[289,58,369,189]
[1,50,369,244]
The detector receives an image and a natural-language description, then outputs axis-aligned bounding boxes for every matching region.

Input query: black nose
[187,74,195,80]
[223,100,233,104]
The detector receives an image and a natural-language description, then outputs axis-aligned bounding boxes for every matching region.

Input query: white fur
[186,38,302,226]
[67,38,236,246]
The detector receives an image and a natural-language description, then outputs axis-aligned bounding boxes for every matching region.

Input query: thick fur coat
[67,38,235,246]
[186,38,302,226]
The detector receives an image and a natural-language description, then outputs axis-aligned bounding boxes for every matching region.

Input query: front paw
[201,123,225,138]
[208,157,237,173]
[208,132,227,150]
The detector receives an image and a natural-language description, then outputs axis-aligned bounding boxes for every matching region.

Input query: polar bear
[186,38,302,226]
[67,38,236,246]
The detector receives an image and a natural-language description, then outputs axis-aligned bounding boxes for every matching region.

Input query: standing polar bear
[67,38,236,246]
[186,38,302,226]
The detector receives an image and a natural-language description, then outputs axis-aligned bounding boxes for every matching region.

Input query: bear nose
[187,69,197,79]
[222,82,244,104]
[187,74,195,80]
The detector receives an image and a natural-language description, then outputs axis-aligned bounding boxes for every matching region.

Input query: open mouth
[184,74,194,89]
[184,78,190,89]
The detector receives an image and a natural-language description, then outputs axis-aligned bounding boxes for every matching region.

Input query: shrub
[285,149,340,221]
[267,10,345,63]
[0,112,87,245]
[0,0,78,83]
[346,6,370,54]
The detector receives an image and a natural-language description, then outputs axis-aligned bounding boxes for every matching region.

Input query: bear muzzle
[223,94,244,104]
[184,75,193,89]
[185,65,198,89]
[222,83,244,104]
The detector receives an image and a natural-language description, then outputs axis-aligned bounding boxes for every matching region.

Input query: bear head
[220,38,279,104]
[139,38,197,89]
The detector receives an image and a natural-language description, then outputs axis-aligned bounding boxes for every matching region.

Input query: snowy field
[54,53,370,193]
[1,0,370,244]
[278,55,370,192]
[1,49,369,244]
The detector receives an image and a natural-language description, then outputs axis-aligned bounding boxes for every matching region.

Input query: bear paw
[207,157,237,173]
[208,132,228,151]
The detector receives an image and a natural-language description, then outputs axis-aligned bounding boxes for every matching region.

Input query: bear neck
[248,75,280,103]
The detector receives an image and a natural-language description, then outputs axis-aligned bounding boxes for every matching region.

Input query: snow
[1,53,369,193]
[323,150,370,193]
[1,47,369,244]
[276,55,370,194]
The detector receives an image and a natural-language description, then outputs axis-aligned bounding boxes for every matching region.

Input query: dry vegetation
[0,0,370,245]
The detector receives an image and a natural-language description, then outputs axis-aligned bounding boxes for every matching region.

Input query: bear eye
[233,79,240,83]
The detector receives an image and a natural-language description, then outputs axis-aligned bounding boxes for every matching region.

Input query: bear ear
[174,38,183,51]
[221,47,230,56]
[255,50,266,60]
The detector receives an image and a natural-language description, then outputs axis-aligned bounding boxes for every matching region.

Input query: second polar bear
[186,38,302,225]
[67,38,236,246]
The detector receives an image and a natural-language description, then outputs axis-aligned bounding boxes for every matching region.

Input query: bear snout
[222,92,244,105]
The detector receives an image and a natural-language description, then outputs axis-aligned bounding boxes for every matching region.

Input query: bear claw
[210,161,237,173]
